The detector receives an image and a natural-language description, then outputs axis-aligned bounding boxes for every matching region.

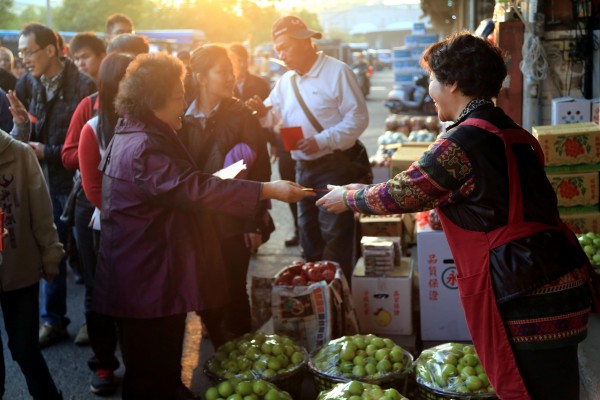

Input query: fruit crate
[308,348,414,394]
[416,382,498,400]
[204,351,307,399]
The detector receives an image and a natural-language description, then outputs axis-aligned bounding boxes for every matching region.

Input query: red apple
[322,268,335,283]
[292,275,307,286]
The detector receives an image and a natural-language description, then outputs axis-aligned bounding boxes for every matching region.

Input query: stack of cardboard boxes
[352,214,415,336]
[533,122,600,232]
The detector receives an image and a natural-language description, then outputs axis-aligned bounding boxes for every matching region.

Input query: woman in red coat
[317,32,595,400]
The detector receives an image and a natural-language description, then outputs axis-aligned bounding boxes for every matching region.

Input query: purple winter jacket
[93,116,262,318]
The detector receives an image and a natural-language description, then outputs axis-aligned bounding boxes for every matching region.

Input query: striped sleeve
[345,138,475,214]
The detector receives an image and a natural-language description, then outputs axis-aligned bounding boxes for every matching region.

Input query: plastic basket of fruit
[204,332,308,397]
[204,378,293,400]
[308,334,413,393]
[317,380,410,400]
[414,343,498,400]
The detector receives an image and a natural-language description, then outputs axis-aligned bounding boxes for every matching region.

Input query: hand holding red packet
[280,126,304,151]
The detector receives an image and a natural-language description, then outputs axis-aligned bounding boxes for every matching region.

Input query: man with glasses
[12,23,96,349]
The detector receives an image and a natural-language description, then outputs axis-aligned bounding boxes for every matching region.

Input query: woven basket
[308,348,414,394]
[416,381,498,400]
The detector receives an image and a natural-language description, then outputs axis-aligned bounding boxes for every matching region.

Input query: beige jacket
[0,130,63,291]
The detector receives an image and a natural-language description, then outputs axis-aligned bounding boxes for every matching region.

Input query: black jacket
[26,58,96,195]
[179,97,271,239]
[440,105,588,303]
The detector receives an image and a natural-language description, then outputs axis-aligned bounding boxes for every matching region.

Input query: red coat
[93,115,262,318]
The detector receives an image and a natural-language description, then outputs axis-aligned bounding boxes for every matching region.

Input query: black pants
[74,195,119,372]
[513,345,580,400]
[0,283,62,400]
[276,137,298,232]
[117,314,186,400]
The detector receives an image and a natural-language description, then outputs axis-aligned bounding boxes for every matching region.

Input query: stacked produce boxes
[391,32,438,88]
[533,122,600,233]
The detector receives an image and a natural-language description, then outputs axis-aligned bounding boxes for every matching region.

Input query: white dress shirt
[262,52,369,161]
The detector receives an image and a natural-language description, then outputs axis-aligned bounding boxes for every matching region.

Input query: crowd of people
[0,10,597,400]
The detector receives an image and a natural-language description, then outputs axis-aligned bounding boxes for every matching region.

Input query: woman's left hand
[316,185,350,214]
[244,232,263,254]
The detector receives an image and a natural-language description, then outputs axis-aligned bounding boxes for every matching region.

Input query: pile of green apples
[415,343,495,395]
[204,379,292,400]
[207,332,307,381]
[317,381,409,400]
[311,334,409,380]
[577,232,600,267]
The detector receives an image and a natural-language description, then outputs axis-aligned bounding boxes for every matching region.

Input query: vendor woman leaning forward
[318,32,596,400]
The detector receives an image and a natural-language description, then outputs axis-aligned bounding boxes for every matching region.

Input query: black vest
[440,106,587,303]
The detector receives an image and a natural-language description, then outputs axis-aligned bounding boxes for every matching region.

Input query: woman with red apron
[317,32,597,399]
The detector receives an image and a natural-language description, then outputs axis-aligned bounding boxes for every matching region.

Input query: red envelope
[280,126,304,151]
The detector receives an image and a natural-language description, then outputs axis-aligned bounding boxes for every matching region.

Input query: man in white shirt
[248,16,369,280]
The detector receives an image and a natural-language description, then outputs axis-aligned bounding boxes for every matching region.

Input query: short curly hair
[421,31,507,99]
[115,53,186,120]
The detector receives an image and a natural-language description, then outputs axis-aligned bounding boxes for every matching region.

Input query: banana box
[351,257,413,335]
[417,224,471,342]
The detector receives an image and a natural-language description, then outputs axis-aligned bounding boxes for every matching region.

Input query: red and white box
[417,224,471,342]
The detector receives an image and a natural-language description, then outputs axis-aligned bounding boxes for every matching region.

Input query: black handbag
[291,76,373,184]
[59,172,82,226]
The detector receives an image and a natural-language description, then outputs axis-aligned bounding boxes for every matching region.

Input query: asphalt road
[0,68,396,399]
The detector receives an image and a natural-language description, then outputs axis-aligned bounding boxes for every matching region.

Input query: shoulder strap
[291,75,324,133]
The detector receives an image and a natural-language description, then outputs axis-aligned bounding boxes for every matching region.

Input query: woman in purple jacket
[93,52,311,399]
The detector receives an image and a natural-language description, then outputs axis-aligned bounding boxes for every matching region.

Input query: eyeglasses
[18,47,43,59]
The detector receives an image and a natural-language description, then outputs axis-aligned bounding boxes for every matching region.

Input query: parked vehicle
[384,74,436,115]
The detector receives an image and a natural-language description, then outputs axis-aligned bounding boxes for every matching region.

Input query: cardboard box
[352,257,413,335]
[592,99,600,125]
[533,122,600,173]
[390,142,432,176]
[560,211,600,234]
[417,225,471,342]
[548,171,599,213]
[552,97,592,125]
[359,215,403,237]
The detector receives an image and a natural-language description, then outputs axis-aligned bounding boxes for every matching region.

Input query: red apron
[436,118,554,400]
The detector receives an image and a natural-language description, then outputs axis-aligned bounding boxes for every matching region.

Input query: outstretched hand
[260,180,315,203]
[316,183,367,214]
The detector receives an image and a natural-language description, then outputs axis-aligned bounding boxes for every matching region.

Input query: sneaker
[90,369,116,396]
[74,323,89,346]
[39,323,68,349]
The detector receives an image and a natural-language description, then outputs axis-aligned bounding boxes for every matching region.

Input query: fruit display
[204,378,292,400]
[273,260,338,286]
[309,334,412,384]
[577,232,600,266]
[414,343,496,397]
[206,332,308,381]
[317,381,410,400]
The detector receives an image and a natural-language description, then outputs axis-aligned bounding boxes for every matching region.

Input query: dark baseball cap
[272,16,322,40]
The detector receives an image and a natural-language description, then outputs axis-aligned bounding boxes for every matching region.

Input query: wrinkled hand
[244,232,263,254]
[260,180,315,203]
[7,90,28,125]
[246,95,271,118]
[316,185,350,214]
[29,142,45,159]
[297,136,319,155]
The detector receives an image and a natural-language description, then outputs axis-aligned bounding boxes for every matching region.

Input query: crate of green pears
[414,343,498,399]
[317,381,410,400]
[308,334,413,391]
[204,378,292,400]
